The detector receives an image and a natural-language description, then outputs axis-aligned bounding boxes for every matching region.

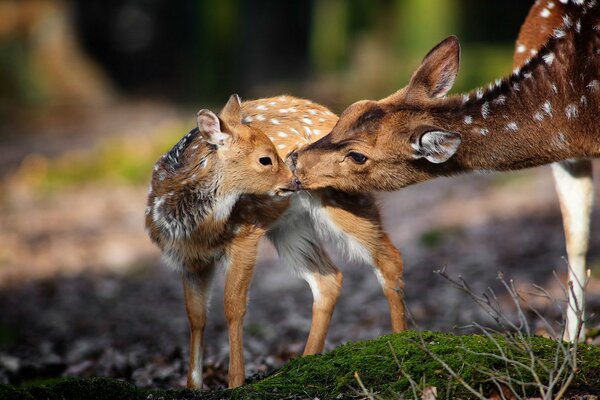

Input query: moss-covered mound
[1,331,599,400]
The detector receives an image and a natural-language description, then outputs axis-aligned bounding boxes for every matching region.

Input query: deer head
[292,36,465,192]
[195,94,295,196]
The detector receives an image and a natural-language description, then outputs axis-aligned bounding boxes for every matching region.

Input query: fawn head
[292,36,463,192]
[198,94,296,196]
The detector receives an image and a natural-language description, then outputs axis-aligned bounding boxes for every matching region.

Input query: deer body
[515,0,592,343]
[146,95,405,389]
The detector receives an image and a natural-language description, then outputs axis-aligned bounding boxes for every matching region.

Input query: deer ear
[219,94,242,127]
[411,129,461,164]
[407,36,460,99]
[197,109,231,146]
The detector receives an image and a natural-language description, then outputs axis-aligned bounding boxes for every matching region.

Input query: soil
[0,103,599,391]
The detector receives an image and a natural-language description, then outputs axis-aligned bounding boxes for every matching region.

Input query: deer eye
[347,151,367,164]
[259,156,273,166]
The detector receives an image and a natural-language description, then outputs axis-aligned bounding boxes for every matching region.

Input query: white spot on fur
[543,101,552,115]
[318,118,326,123]
[505,122,519,132]
[552,84,558,94]
[463,115,473,124]
[307,109,318,115]
[256,114,266,121]
[581,95,588,106]
[256,104,267,110]
[462,93,470,103]
[302,117,313,125]
[242,116,253,123]
[277,131,288,138]
[576,19,582,32]
[530,49,538,56]
[480,128,489,136]
[512,82,520,91]
[540,8,551,18]
[277,143,286,149]
[481,102,490,119]
[523,71,533,79]
[543,52,555,65]
[476,89,483,99]
[493,95,506,105]
[303,126,312,135]
[290,128,300,135]
[270,118,280,125]
[565,103,579,119]
[587,80,599,91]
[553,29,565,38]
[562,15,572,27]
[269,101,277,106]
[517,44,527,53]
[548,1,555,8]
[533,111,545,121]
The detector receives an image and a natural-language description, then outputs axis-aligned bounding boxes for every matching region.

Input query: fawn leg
[183,266,216,389]
[552,160,592,342]
[269,215,343,356]
[320,192,406,332]
[223,230,263,388]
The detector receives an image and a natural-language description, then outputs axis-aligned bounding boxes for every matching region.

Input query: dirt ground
[0,103,599,390]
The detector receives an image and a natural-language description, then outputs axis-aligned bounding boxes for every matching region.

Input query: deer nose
[292,177,302,190]
[287,150,298,172]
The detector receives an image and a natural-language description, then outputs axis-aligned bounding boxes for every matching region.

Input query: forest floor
[0,102,599,391]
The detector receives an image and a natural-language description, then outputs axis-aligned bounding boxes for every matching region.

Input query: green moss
[2,332,599,400]
[239,331,600,399]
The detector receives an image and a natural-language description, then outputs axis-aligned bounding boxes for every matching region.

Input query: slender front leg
[223,231,263,388]
[372,233,406,332]
[303,265,343,355]
[183,266,216,389]
[551,160,593,342]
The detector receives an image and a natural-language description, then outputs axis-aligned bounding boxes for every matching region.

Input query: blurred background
[0,0,599,390]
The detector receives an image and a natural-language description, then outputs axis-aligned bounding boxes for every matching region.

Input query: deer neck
[426,1,600,175]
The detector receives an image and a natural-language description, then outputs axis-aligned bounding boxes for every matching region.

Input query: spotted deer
[146,95,405,389]
[514,0,592,343]
[292,0,598,341]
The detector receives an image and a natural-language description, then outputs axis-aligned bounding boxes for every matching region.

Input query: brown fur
[294,1,600,193]
[146,95,405,389]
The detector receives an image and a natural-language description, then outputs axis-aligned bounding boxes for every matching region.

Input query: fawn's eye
[259,156,273,166]
[347,152,367,164]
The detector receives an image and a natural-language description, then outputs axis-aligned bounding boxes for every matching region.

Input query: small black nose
[287,150,298,171]
[292,177,301,190]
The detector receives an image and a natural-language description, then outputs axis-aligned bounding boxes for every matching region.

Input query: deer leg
[182,266,216,389]
[223,231,263,388]
[318,193,406,332]
[551,160,593,342]
[269,216,343,356]
[302,256,343,355]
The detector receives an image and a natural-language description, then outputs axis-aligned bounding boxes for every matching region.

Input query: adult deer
[292,0,597,341]
[146,95,405,388]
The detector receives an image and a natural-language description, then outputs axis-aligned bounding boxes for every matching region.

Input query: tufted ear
[197,109,231,146]
[406,36,461,99]
[411,129,461,164]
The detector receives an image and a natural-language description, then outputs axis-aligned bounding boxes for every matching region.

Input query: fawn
[293,0,599,341]
[146,94,405,388]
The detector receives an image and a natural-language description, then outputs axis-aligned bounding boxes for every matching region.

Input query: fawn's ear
[219,94,242,128]
[411,128,461,164]
[197,109,231,146]
[406,36,460,99]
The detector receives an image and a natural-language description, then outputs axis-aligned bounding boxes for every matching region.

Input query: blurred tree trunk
[0,0,113,108]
